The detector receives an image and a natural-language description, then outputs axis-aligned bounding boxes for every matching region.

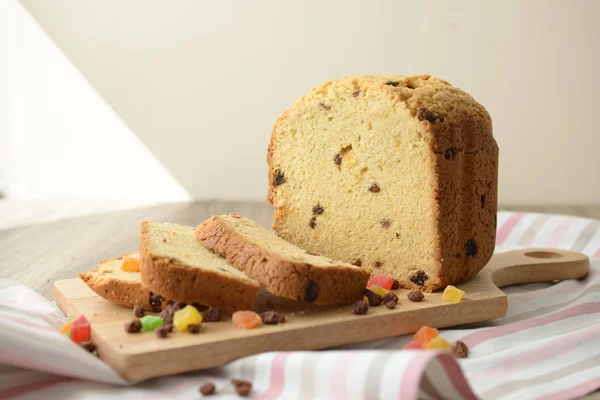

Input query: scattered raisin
[380,219,392,228]
[188,323,202,334]
[80,341,97,354]
[385,80,400,87]
[373,261,383,268]
[333,153,342,165]
[410,271,429,286]
[480,194,486,209]
[352,259,363,267]
[312,204,324,215]
[234,381,252,397]
[261,311,287,325]
[407,291,424,302]
[309,217,317,229]
[304,280,319,303]
[319,103,331,110]
[391,279,400,290]
[273,170,286,186]
[200,383,216,395]
[164,323,174,333]
[125,319,142,333]
[465,239,478,257]
[133,305,145,318]
[368,183,381,193]
[352,90,361,97]
[204,307,222,322]
[452,341,469,358]
[416,107,444,123]
[445,147,457,160]
[351,300,369,315]
[173,302,186,310]
[383,293,399,309]
[364,289,383,306]
[149,293,162,311]
[230,212,242,219]
[156,326,169,338]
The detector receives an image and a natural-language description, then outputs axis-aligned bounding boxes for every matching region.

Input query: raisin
[199,383,216,395]
[80,341,97,353]
[351,300,369,315]
[364,289,383,306]
[204,307,222,322]
[380,219,392,228]
[319,103,331,110]
[333,153,342,165]
[173,301,186,310]
[465,239,478,257]
[188,323,202,334]
[312,204,324,215]
[452,341,469,358]
[164,323,174,333]
[416,107,444,123]
[385,80,400,87]
[133,305,145,318]
[407,291,424,302]
[233,380,252,397]
[125,319,142,333]
[304,280,319,303]
[261,311,287,324]
[480,194,486,209]
[373,261,383,268]
[391,279,400,290]
[383,293,399,309]
[273,170,286,186]
[149,293,162,311]
[368,183,381,193]
[352,90,361,97]
[445,147,457,160]
[156,326,169,338]
[410,271,429,286]
[230,212,242,219]
[309,217,317,229]
[352,259,362,267]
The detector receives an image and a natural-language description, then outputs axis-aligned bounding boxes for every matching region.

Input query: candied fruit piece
[425,336,452,350]
[60,319,73,335]
[70,314,90,344]
[369,285,389,297]
[121,255,141,272]
[232,311,262,329]
[174,305,203,332]
[404,340,423,350]
[414,326,438,346]
[442,285,465,303]
[140,315,164,332]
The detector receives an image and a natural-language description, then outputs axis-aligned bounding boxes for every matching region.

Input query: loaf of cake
[267,75,498,292]
[140,221,261,313]
[195,213,371,305]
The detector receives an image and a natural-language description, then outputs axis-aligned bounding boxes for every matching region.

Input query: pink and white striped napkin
[1,211,599,400]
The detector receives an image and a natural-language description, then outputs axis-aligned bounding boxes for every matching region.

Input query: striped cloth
[1,211,599,400]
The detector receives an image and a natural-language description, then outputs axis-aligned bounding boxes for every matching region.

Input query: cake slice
[140,220,261,313]
[195,214,371,305]
[79,253,165,311]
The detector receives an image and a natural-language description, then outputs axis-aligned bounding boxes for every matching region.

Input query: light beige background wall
[20,0,600,205]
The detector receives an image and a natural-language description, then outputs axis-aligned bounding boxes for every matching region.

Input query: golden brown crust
[195,216,370,305]
[139,221,260,314]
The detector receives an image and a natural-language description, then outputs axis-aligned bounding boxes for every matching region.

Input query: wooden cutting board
[53,248,589,382]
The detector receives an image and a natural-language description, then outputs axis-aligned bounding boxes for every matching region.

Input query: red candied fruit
[367,275,394,290]
[404,340,423,350]
[70,314,91,344]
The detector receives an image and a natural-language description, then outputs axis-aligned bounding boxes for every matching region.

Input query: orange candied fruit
[232,311,262,329]
[121,255,141,272]
[414,326,439,346]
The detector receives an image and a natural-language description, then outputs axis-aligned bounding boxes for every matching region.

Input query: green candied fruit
[140,315,164,332]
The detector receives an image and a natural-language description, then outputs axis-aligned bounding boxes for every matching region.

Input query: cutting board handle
[486,248,590,288]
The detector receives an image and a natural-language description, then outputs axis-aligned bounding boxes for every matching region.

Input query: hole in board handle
[524,251,563,259]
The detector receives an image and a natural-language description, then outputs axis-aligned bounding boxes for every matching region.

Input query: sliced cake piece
[140,220,261,314]
[79,252,165,311]
[195,214,371,305]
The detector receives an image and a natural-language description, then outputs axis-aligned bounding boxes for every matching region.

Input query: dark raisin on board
[351,300,369,315]
[385,80,400,87]
[333,153,342,165]
[380,219,392,229]
[156,326,169,338]
[312,204,324,215]
[125,319,142,333]
[368,183,381,193]
[452,341,469,358]
[188,324,202,334]
[465,239,478,257]
[204,307,222,322]
[480,194,486,209]
[352,90,361,97]
[304,280,319,303]
[410,271,429,286]
[319,103,331,110]
[391,279,400,290]
[416,107,445,123]
[273,170,286,186]
[445,147,457,160]
[261,311,287,325]
[133,305,145,318]
[364,289,383,306]
[373,261,383,268]
[149,293,163,311]
[199,383,216,395]
[407,291,424,302]
[80,341,97,354]
[309,217,317,229]
[352,259,362,267]
[383,293,399,309]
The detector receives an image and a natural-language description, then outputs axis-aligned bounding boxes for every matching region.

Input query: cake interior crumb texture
[267,74,498,292]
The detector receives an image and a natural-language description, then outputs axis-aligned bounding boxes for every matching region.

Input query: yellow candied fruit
[425,336,452,350]
[442,285,465,303]
[173,305,203,332]
[121,255,141,272]
[369,285,389,297]
[60,319,73,334]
